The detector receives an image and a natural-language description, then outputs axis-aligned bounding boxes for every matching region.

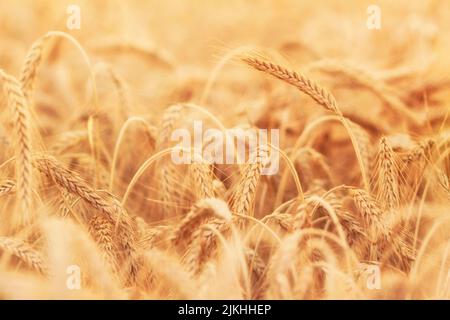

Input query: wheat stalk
[401,139,435,165]
[231,148,270,217]
[172,198,231,249]
[101,64,131,120]
[0,180,16,197]
[56,188,78,218]
[191,160,214,200]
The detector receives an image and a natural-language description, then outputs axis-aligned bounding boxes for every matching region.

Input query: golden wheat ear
[172,198,232,250]
[374,137,400,211]
[0,70,33,227]
[0,180,16,197]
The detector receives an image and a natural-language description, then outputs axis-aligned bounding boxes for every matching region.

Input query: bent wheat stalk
[19,31,96,105]
[232,148,270,217]
[158,104,183,214]
[89,214,119,272]
[242,56,340,113]
[305,59,423,125]
[0,180,16,197]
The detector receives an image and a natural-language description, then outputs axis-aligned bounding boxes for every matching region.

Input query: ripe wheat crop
[0,0,449,300]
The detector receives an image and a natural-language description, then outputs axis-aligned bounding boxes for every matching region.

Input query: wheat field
[0,0,449,300]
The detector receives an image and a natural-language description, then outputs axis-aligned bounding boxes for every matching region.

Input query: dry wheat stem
[0,180,16,197]
[158,104,183,214]
[0,8,449,299]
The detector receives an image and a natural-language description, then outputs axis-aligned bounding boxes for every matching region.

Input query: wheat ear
[231,148,269,217]
[376,137,400,210]
[191,159,214,199]
[0,180,16,197]
[172,198,232,249]
[242,55,370,190]
[34,155,138,281]
[0,236,48,275]
[89,214,119,271]
[19,34,48,101]
[348,187,387,260]
[245,248,267,299]
[0,70,33,225]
